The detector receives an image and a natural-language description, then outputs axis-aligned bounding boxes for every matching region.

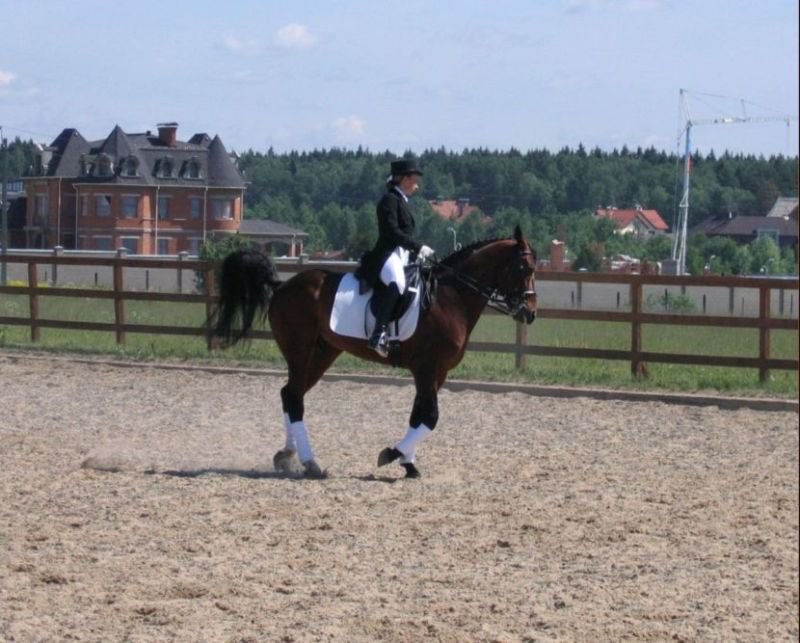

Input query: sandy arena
[1,354,797,642]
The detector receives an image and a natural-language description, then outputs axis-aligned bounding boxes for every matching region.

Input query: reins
[428,250,536,318]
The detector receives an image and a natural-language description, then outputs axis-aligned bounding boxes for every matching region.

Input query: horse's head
[497,225,538,324]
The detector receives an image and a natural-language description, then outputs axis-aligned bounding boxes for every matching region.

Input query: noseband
[435,249,537,321]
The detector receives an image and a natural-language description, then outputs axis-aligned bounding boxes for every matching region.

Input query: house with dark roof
[23,123,247,254]
[594,206,669,238]
[691,212,798,249]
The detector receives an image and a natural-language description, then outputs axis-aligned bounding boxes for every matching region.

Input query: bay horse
[210,225,537,479]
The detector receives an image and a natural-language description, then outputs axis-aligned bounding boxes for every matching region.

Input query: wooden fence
[0,252,797,383]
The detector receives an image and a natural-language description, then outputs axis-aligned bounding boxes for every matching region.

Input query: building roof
[594,207,669,232]
[34,123,245,189]
[429,198,480,222]
[766,196,798,219]
[691,214,798,239]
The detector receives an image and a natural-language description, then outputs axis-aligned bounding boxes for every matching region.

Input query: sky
[1,0,798,158]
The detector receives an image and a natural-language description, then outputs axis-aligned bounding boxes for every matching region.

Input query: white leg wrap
[282,414,297,452]
[290,420,314,463]
[395,424,432,463]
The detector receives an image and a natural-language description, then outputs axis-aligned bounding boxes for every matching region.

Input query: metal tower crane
[670,89,797,275]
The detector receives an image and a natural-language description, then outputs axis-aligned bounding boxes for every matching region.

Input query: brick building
[23,123,246,254]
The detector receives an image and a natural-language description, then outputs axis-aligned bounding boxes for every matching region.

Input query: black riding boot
[368,283,401,357]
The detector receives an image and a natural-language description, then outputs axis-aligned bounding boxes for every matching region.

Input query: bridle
[431,247,537,322]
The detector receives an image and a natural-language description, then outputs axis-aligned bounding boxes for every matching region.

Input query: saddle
[329,265,437,345]
[359,264,436,316]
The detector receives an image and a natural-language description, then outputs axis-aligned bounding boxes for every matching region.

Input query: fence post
[27,261,40,342]
[114,248,127,345]
[515,320,527,370]
[52,245,63,285]
[630,277,644,377]
[205,263,216,351]
[177,250,188,293]
[758,285,771,383]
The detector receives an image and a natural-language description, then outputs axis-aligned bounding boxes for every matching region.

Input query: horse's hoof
[302,460,328,479]
[273,449,297,473]
[402,463,421,479]
[377,447,402,467]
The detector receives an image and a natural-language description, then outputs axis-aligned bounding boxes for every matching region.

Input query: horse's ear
[513,224,524,245]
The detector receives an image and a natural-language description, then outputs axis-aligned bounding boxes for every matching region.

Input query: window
[95,236,113,251]
[190,197,202,220]
[159,157,173,178]
[757,229,779,243]
[157,238,171,255]
[120,237,139,254]
[80,195,89,217]
[121,195,139,218]
[95,195,112,217]
[35,194,49,225]
[124,156,139,177]
[187,159,201,179]
[187,238,203,255]
[158,196,170,220]
[211,198,233,220]
[97,155,113,176]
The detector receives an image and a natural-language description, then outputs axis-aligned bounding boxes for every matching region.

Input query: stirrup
[368,331,389,357]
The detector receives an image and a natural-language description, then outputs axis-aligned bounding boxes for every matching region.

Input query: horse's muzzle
[511,304,536,325]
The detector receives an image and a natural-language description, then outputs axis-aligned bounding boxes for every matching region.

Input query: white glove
[418,245,435,261]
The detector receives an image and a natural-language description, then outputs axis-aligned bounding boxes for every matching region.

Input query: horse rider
[358,159,435,357]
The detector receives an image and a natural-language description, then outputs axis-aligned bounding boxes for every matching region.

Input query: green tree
[195,234,256,292]
[749,236,782,274]
[572,241,603,272]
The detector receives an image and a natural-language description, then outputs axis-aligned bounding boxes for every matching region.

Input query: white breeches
[379,246,411,293]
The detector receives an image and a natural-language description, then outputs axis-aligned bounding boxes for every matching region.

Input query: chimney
[157,122,178,147]
[550,239,565,272]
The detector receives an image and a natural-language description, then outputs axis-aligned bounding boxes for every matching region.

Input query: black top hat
[390,159,423,176]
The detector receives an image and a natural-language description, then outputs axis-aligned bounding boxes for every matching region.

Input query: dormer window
[97,154,113,177]
[187,157,201,179]
[123,156,139,177]
[80,156,93,176]
[159,157,174,178]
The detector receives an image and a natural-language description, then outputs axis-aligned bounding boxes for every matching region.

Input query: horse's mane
[438,237,504,267]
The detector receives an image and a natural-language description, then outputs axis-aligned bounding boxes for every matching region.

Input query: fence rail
[0,252,797,383]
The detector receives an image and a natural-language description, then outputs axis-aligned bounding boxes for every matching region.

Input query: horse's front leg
[377,385,438,479]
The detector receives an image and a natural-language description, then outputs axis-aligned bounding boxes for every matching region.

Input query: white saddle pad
[330,273,421,341]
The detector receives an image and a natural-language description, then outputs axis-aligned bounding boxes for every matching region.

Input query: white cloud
[274,24,316,49]
[222,34,264,56]
[0,69,17,86]
[333,115,365,138]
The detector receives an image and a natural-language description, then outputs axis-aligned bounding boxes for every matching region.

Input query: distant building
[766,196,798,220]
[429,197,481,223]
[23,123,246,254]
[238,219,308,257]
[691,213,797,248]
[2,177,26,247]
[594,206,669,238]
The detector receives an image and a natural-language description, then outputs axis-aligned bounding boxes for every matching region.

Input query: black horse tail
[210,249,282,348]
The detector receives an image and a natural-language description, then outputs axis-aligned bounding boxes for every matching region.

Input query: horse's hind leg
[275,338,341,478]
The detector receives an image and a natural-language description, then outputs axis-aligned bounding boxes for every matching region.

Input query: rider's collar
[393,186,409,203]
